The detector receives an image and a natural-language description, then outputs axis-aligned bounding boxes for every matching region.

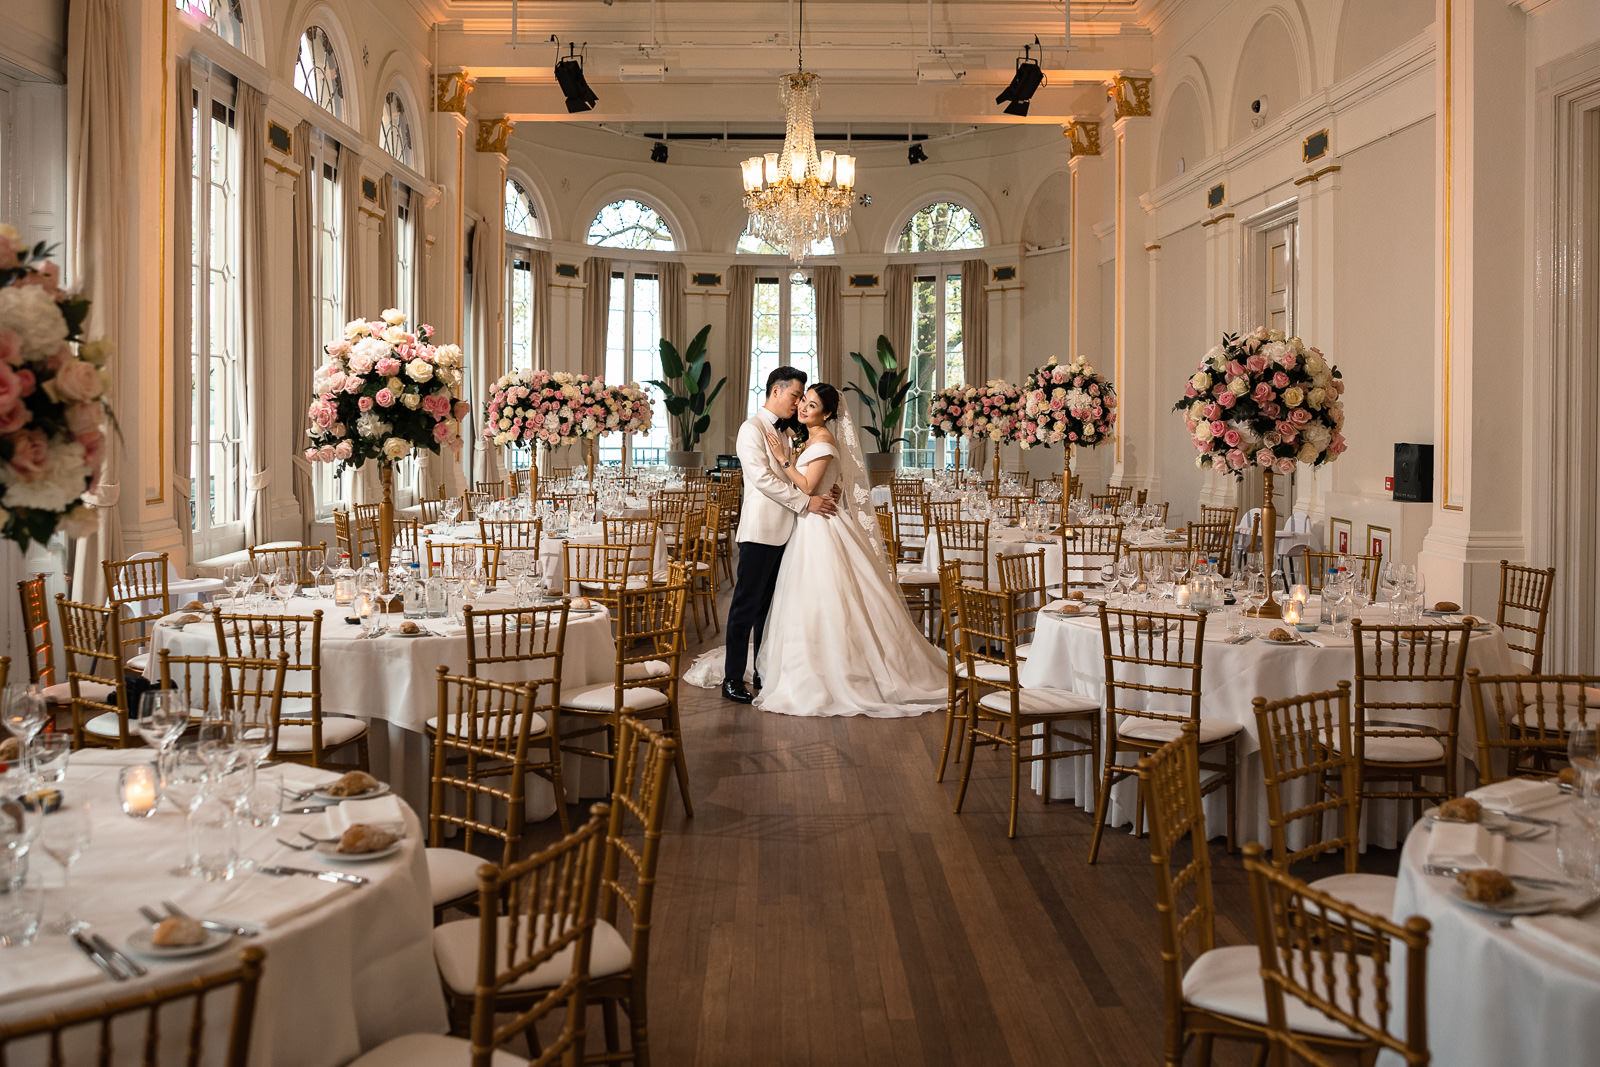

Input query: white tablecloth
[924,523,1063,588]
[0,750,445,1066]
[422,523,667,590]
[1384,797,1600,1067]
[1017,599,1519,846]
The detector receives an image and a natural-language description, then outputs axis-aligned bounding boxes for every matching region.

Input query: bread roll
[1268,627,1294,642]
[338,823,398,854]
[326,771,380,797]
[1437,797,1482,822]
[1457,868,1514,903]
[1434,600,1461,613]
[398,621,421,635]
[151,916,207,947]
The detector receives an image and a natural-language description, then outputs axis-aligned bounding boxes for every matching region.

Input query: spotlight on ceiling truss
[908,143,928,165]
[650,141,669,163]
[554,41,598,114]
[996,39,1045,117]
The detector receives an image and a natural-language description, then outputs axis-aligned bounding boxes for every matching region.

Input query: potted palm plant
[649,324,725,469]
[846,335,911,485]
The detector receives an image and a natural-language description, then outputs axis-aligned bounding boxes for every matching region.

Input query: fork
[163,900,257,938]
[281,786,317,802]
[276,836,315,851]
[298,830,339,845]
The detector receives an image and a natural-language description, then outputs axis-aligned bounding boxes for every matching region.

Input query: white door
[1245,218,1299,515]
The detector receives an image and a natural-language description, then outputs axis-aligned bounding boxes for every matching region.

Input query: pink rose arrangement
[305,309,466,469]
[483,370,653,449]
[0,224,111,547]
[929,379,1020,442]
[1172,328,1346,478]
[1013,355,1118,449]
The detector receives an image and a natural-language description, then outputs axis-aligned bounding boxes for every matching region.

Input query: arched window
[379,91,412,167]
[897,201,985,253]
[505,179,538,237]
[586,199,675,251]
[294,26,344,119]
[737,227,834,257]
[176,0,245,51]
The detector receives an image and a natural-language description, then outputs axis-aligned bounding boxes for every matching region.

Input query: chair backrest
[874,508,898,562]
[55,595,132,746]
[933,518,990,589]
[158,651,288,752]
[479,518,542,548]
[1199,504,1238,529]
[564,543,635,613]
[600,718,679,990]
[417,497,444,523]
[1061,524,1122,590]
[212,612,335,762]
[995,549,1047,653]
[1088,492,1119,512]
[1497,559,1556,673]
[891,486,929,551]
[611,582,688,695]
[925,499,963,525]
[1099,606,1207,735]
[476,480,506,498]
[1350,621,1470,775]
[426,541,503,582]
[463,603,569,696]
[1253,683,1359,874]
[351,504,380,556]
[1466,670,1600,783]
[1302,550,1381,598]
[461,491,492,519]
[0,947,266,1067]
[103,553,172,660]
[987,496,1026,523]
[1187,521,1234,576]
[429,667,542,863]
[937,560,965,675]
[472,806,609,1067]
[1242,842,1431,1067]
[956,584,1022,705]
[248,542,327,585]
[1106,485,1134,505]
[1123,545,1189,582]
[17,573,53,687]
[332,511,355,557]
[1136,727,1216,1063]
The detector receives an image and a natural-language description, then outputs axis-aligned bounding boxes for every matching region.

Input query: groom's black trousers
[725,540,785,683]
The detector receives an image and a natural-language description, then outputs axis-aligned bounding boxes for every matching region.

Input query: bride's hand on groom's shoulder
[763,429,790,461]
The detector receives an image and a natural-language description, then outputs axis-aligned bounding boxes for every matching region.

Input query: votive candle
[1290,584,1309,606]
[1283,600,1301,625]
[1175,584,1192,609]
[119,763,159,819]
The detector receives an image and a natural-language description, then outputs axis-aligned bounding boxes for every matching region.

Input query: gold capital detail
[436,71,474,114]
[476,117,515,154]
[1107,75,1152,119]
[1064,120,1101,157]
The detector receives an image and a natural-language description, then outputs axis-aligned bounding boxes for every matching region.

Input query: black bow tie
[773,416,801,435]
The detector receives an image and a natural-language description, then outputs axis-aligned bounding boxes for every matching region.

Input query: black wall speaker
[1393,443,1433,502]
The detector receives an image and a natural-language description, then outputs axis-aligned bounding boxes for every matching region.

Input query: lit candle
[1175,584,1191,609]
[119,763,159,819]
[1283,600,1301,625]
[1290,584,1309,606]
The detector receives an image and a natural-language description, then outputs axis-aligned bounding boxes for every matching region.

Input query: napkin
[0,938,107,1005]
[1425,821,1502,870]
[173,864,347,931]
[156,610,207,628]
[1511,914,1600,975]
[1467,778,1566,815]
[332,796,406,836]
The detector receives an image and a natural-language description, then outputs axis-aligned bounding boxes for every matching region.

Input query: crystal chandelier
[738,7,855,263]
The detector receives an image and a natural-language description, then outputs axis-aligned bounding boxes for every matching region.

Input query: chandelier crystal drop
[740,71,856,263]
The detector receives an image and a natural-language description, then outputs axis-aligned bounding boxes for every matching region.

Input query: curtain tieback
[85,481,120,509]
[247,469,271,492]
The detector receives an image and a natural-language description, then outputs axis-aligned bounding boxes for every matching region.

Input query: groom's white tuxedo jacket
[735,408,809,546]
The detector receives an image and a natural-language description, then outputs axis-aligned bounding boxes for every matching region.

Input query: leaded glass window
[737,227,833,257]
[176,0,245,51]
[293,26,344,119]
[897,202,985,253]
[380,91,412,167]
[505,179,537,237]
[586,199,675,251]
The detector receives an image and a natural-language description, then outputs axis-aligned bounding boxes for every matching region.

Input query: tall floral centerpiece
[306,309,466,569]
[0,226,112,548]
[1015,355,1118,501]
[482,371,652,482]
[1172,327,1347,617]
[930,379,1020,474]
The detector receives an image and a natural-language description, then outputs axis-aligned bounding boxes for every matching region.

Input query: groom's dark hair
[765,366,807,397]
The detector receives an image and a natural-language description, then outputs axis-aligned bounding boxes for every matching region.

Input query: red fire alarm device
[1384,476,1394,493]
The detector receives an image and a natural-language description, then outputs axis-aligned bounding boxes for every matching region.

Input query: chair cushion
[426,847,492,907]
[424,713,548,741]
[977,687,1100,717]
[1307,873,1397,920]
[1119,716,1243,745]
[1332,733,1446,764]
[275,716,369,753]
[622,659,671,682]
[1015,642,1032,661]
[1182,944,1365,1040]
[125,653,151,674]
[347,1033,525,1067]
[84,711,126,739]
[896,565,939,586]
[48,682,113,706]
[956,661,1012,683]
[433,915,633,997]
[561,683,670,713]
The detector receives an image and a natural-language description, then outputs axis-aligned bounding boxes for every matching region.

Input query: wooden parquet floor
[522,590,1399,1066]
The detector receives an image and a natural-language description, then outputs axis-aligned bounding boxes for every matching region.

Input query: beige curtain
[813,265,842,387]
[468,222,500,484]
[883,263,915,372]
[580,256,611,379]
[411,195,440,495]
[961,258,989,386]
[289,122,315,533]
[171,59,194,550]
[377,178,395,310]
[67,0,126,601]
[723,265,757,428]
[659,260,687,354]
[237,83,271,543]
[529,249,552,370]
[339,144,361,320]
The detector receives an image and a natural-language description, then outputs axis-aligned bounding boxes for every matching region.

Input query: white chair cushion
[1307,872,1397,919]
[47,682,112,705]
[1182,944,1367,1040]
[424,713,548,740]
[1119,716,1243,745]
[956,661,1011,683]
[125,653,151,674]
[347,1033,525,1067]
[84,711,126,738]
[1015,642,1032,661]
[977,687,1100,717]
[433,914,633,997]
[1333,733,1446,764]
[622,659,671,682]
[896,565,939,586]
[275,716,368,753]
[426,847,491,907]
[561,683,670,713]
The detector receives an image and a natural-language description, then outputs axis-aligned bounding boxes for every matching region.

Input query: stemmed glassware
[1379,561,1403,617]
[136,689,191,755]
[1,686,48,771]
[305,547,326,595]
[235,770,281,872]
[271,565,298,609]
[439,497,462,526]
[39,803,90,934]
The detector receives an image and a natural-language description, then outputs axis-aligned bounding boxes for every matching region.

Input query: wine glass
[1,686,48,767]
[196,700,237,749]
[137,690,191,752]
[235,695,274,769]
[305,547,326,593]
[440,497,462,526]
[39,803,91,934]
[27,734,70,787]
[272,566,298,608]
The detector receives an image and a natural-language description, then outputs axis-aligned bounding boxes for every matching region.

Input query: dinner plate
[1448,884,1559,916]
[127,926,234,959]
[309,781,393,803]
[385,629,431,639]
[315,838,405,862]
[1258,634,1307,646]
[1422,806,1510,832]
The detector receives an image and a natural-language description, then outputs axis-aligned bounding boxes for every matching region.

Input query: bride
[750,384,946,718]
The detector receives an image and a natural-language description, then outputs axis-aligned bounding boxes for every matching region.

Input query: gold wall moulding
[267,121,293,155]
[1108,75,1152,119]
[691,271,722,287]
[476,117,515,154]
[991,265,1017,282]
[1064,120,1101,157]
[1200,212,1236,228]
[435,71,474,114]
[1292,165,1342,187]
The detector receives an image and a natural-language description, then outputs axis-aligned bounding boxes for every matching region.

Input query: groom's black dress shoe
[722,680,755,704]
[753,672,762,690]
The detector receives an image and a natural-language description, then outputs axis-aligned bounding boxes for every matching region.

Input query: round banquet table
[923,522,1064,587]
[421,522,667,589]
[0,749,445,1066]
[143,591,619,818]
[1382,796,1600,1067]
[1016,597,1519,847]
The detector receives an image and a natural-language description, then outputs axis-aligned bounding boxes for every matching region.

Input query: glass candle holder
[1282,600,1302,626]
[1289,584,1310,606]
[119,763,160,818]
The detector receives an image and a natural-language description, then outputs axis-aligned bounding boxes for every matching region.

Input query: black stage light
[650,141,669,163]
[908,143,927,165]
[555,53,598,113]
[997,54,1044,117]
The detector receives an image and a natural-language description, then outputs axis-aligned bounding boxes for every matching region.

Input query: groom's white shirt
[735,407,809,545]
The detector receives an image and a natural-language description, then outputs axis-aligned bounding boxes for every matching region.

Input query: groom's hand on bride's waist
[807,495,838,517]
[830,485,842,503]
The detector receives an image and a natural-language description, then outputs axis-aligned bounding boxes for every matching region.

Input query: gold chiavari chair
[684,503,721,641]
[103,553,171,674]
[1200,504,1238,529]
[890,479,929,562]
[248,542,328,585]
[988,495,1027,524]
[213,611,370,770]
[332,510,356,558]
[602,516,662,590]
[1301,550,1381,599]
[1089,605,1241,864]
[460,491,493,520]
[0,947,267,1067]
[934,561,971,782]
[925,498,964,525]
[558,580,692,815]
[647,489,694,559]
[564,543,635,615]
[423,807,609,1062]
[475,480,506,498]
[954,584,1102,838]
[1059,523,1122,593]
[426,541,504,583]
[994,548,1047,662]
[157,650,289,753]
[479,518,543,549]
[1466,669,1600,783]
[1188,520,1235,577]
[55,595,134,748]
[1028,496,1063,529]
[1107,485,1136,505]
[1123,545,1190,583]
[391,517,422,558]
[1088,492,1120,512]
[18,575,73,720]
[549,465,575,481]
[352,504,381,556]
[416,496,444,524]
[1497,559,1557,673]
[1348,620,1470,821]
[1150,500,1170,526]
[1242,842,1432,1067]
[1253,683,1397,920]
[933,517,991,590]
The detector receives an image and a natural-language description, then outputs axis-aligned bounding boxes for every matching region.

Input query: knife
[259,865,367,887]
[70,931,127,981]
[90,932,147,978]
[1480,808,1561,827]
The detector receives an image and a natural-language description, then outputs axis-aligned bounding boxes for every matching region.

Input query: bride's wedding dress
[753,440,945,718]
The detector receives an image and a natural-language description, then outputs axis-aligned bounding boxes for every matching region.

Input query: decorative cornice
[1063,120,1101,158]
[435,71,474,114]
[1107,75,1152,119]
[476,116,515,154]
[1292,164,1342,186]
[1199,212,1235,228]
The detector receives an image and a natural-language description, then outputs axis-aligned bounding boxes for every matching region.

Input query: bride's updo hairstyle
[808,383,841,421]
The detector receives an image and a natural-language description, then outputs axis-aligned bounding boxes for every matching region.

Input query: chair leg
[1225,740,1238,853]
[1007,736,1021,838]
[936,685,962,783]
[670,731,694,818]
[1087,729,1119,865]
[602,999,622,1055]
[954,711,980,815]
[1040,724,1053,804]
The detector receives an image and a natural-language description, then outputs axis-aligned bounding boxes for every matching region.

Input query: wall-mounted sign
[555,263,580,279]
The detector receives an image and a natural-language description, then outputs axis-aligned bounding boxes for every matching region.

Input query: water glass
[0,686,47,756]
[27,734,69,786]
[137,689,191,751]
[1558,822,1600,891]
[39,803,90,933]
[0,878,41,947]
[187,786,238,882]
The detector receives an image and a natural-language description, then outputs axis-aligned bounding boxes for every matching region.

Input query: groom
[722,367,838,703]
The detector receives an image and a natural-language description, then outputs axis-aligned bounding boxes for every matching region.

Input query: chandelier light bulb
[763,152,780,185]
[834,154,855,191]
[818,150,836,184]
[741,157,764,194]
